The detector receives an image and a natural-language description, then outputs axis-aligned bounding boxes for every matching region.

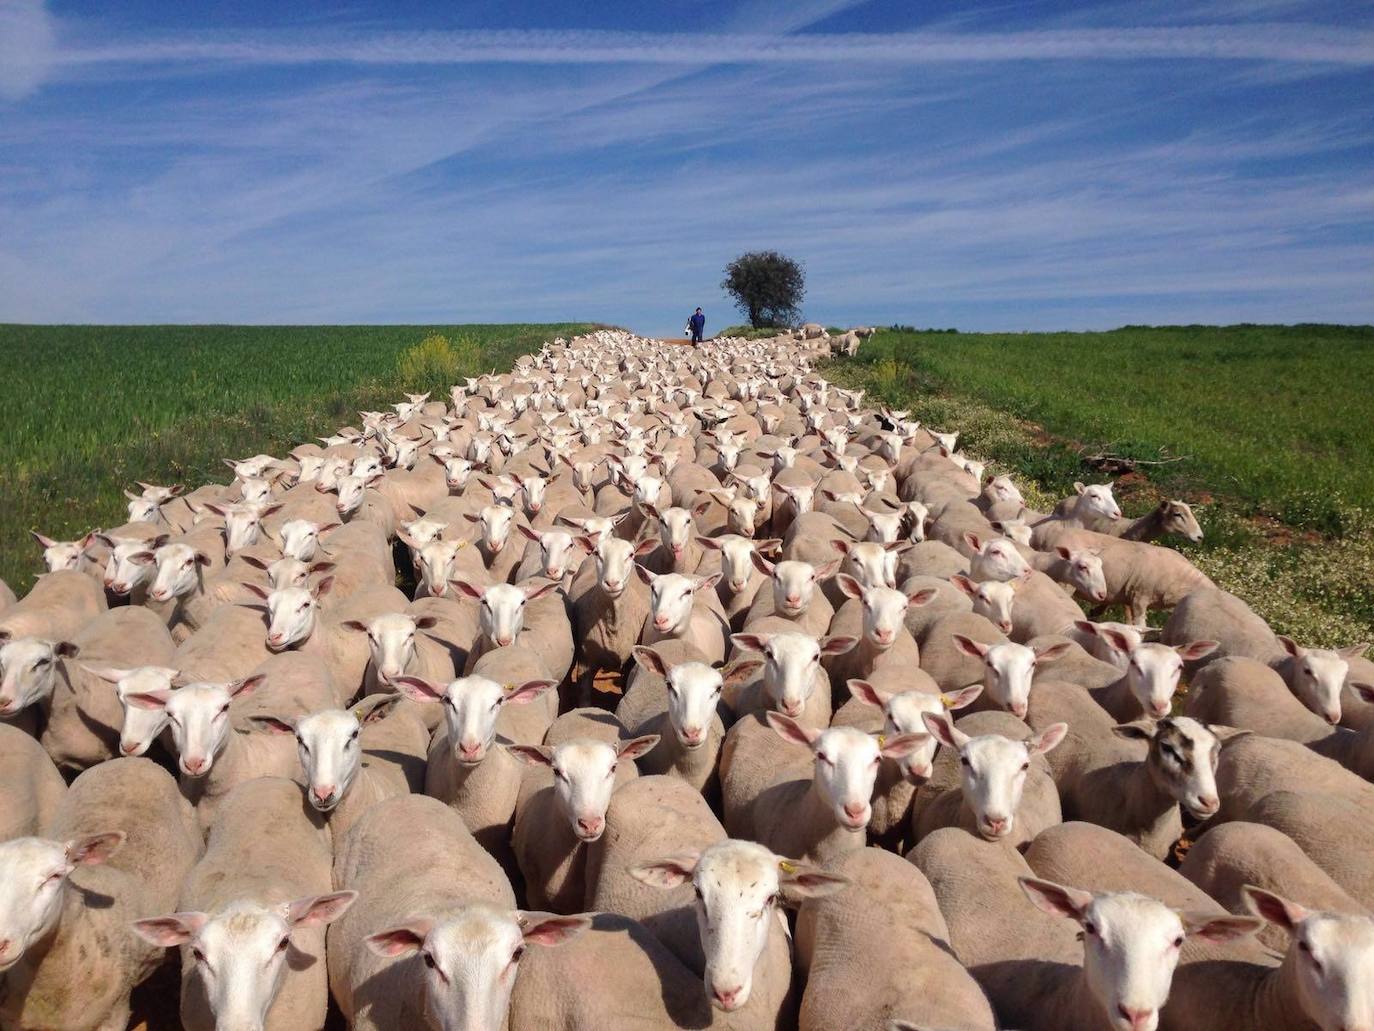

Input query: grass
[0,323,594,590]
[826,325,1374,646]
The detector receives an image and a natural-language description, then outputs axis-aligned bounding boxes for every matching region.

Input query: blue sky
[1,0,1371,335]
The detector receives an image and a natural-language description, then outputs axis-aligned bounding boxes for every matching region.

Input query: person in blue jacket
[688,307,706,345]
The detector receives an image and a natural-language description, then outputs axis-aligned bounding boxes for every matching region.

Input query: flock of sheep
[2,327,1372,1031]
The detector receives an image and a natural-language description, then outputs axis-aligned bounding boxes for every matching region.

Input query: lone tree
[721,251,806,329]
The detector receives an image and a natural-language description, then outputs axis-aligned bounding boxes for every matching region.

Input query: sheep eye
[959,756,971,767]
[276,937,290,953]
[511,945,526,963]
[1172,935,1184,948]
[192,947,207,964]
[1084,921,1098,936]
[423,952,437,969]
[349,729,360,742]
[1020,761,1030,771]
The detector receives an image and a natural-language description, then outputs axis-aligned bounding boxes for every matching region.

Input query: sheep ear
[365,919,434,957]
[1099,628,1135,655]
[1112,721,1156,742]
[1352,683,1374,704]
[1019,877,1093,921]
[83,665,131,685]
[720,659,762,688]
[951,634,990,660]
[249,715,297,735]
[820,634,857,656]
[349,694,401,724]
[830,538,852,556]
[696,536,723,552]
[942,685,983,710]
[879,732,929,760]
[633,538,660,558]
[1241,886,1309,931]
[835,573,864,600]
[920,711,965,750]
[629,850,702,889]
[506,680,558,705]
[950,574,978,598]
[393,676,446,703]
[504,744,555,767]
[1181,913,1262,944]
[731,633,769,655]
[617,735,659,761]
[1033,642,1073,664]
[66,831,125,867]
[1277,635,1302,658]
[521,579,561,601]
[848,679,887,709]
[517,524,541,542]
[285,890,357,929]
[517,912,593,948]
[127,689,173,711]
[693,572,722,593]
[633,563,657,585]
[632,646,670,678]
[1073,482,1087,495]
[230,673,265,699]
[906,587,937,608]
[777,861,850,899]
[1176,640,1219,662]
[132,911,209,947]
[962,531,983,553]
[414,615,440,630]
[1339,642,1370,659]
[1029,722,1069,756]
[241,582,271,601]
[750,551,775,576]
[340,619,370,634]
[766,711,819,748]
[448,579,486,601]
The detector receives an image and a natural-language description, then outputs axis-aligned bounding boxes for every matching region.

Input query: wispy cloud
[0,0,56,99]
[52,23,1374,75]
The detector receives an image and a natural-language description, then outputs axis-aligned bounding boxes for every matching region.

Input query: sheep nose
[1118,1005,1155,1030]
[785,594,801,606]
[1152,703,1170,718]
[681,727,704,745]
[1326,711,1341,725]
[711,985,743,1010]
[843,802,867,822]
[496,636,513,647]
[577,816,603,838]
[182,756,207,775]
[312,785,336,805]
[458,742,483,762]
[1012,705,1027,719]
[1000,621,1013,633]
[120,740,140,756]
[983,816,1009,837]
[1196,796,1219,814]
[874,630,894,645]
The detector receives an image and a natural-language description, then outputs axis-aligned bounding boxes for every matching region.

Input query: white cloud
[50,23,1374,77]
[0,0,56,100]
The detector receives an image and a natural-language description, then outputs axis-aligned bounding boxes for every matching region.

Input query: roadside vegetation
[0,323,594,588]
[825,325,1374,645]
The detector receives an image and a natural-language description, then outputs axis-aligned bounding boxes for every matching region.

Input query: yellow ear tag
[940,694,954,709]
[876,733,887,747]
[502,683,516,694]
[778,860,798,875]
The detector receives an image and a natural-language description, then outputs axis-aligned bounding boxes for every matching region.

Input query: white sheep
[132,777,354,1031]
[0,758,201,1030]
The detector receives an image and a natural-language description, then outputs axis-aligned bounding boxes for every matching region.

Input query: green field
[827,325,1374,645]
[0,324,594,589]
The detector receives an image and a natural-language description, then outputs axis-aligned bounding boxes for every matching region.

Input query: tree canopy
[721,251,806,329]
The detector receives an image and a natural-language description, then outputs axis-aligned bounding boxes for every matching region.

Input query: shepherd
[687,307,705,345]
